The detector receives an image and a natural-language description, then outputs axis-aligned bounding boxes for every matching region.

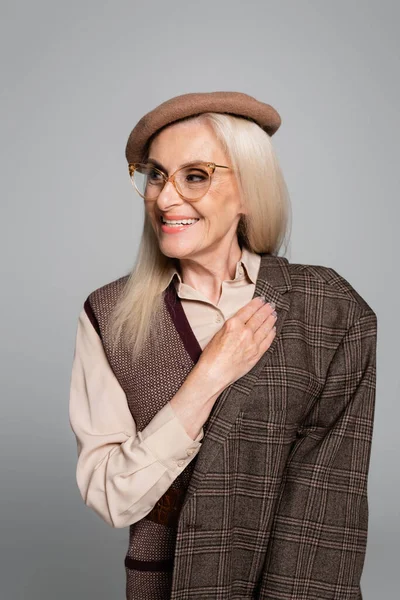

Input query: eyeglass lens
[132,163,211,200]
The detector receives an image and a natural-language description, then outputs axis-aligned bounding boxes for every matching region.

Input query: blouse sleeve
[68,308,204,529]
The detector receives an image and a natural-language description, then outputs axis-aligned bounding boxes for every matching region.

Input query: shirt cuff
[137,401,204,472]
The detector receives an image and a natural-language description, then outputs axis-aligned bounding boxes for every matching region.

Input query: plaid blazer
[167,254,377,599]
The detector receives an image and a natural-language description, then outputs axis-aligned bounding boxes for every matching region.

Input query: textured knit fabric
[86,274,202,599]
[71,251,377,600]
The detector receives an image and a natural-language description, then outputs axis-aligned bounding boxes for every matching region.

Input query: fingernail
[269,301,276,309]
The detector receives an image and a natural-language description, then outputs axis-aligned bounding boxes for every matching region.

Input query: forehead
[148,119,225,162]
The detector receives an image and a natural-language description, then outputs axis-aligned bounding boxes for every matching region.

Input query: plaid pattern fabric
[168,255,377,599]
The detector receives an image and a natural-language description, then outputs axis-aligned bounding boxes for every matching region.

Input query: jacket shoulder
[287,261,376,316]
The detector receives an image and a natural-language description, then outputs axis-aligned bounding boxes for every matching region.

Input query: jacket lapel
[165,252,292,516]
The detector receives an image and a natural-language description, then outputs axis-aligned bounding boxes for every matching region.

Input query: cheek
[215,180,241,208]
[211,194,242,223]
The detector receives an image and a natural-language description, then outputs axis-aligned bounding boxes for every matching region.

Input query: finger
[234,296,275,325]
[245,302,276,334]
[254,314,277,344]
[258,324,277,354]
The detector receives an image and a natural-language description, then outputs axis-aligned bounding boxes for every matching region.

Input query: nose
[155,179,184,210]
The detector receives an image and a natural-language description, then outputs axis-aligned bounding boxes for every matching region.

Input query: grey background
[1,0,398,598]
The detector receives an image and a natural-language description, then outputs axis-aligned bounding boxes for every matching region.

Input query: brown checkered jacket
[86,252,377,599]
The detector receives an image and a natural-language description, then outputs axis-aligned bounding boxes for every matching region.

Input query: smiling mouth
[160,216,200,228]
[159,216,200,224]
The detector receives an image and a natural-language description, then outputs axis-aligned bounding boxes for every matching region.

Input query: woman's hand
[197,296,277,390]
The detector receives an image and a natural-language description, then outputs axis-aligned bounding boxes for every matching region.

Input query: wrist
[188,360,226,400]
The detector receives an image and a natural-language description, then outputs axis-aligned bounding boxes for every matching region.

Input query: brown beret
[125,91,282,163]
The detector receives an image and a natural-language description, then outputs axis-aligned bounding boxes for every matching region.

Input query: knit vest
[86,276,213,600]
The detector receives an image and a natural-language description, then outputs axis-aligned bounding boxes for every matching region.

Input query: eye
[148,168,163,183]
[149,168,160,179]
[184,168,209,183]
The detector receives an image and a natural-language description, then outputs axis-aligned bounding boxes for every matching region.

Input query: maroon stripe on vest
[164,280,203,364]
[124,556,174,572]
[84,297,101,338]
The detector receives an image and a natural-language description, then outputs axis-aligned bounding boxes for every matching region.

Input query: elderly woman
[69,91,377,600]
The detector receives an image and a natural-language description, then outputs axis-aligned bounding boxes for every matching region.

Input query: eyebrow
[146,158,207,173]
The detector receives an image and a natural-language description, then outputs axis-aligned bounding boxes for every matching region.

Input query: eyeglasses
[128,161,231,201]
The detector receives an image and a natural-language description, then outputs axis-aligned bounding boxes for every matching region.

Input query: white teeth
[162,218,199,225]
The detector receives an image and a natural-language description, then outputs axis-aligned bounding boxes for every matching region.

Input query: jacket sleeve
[68,308,204,529]
[257,309,378,600]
